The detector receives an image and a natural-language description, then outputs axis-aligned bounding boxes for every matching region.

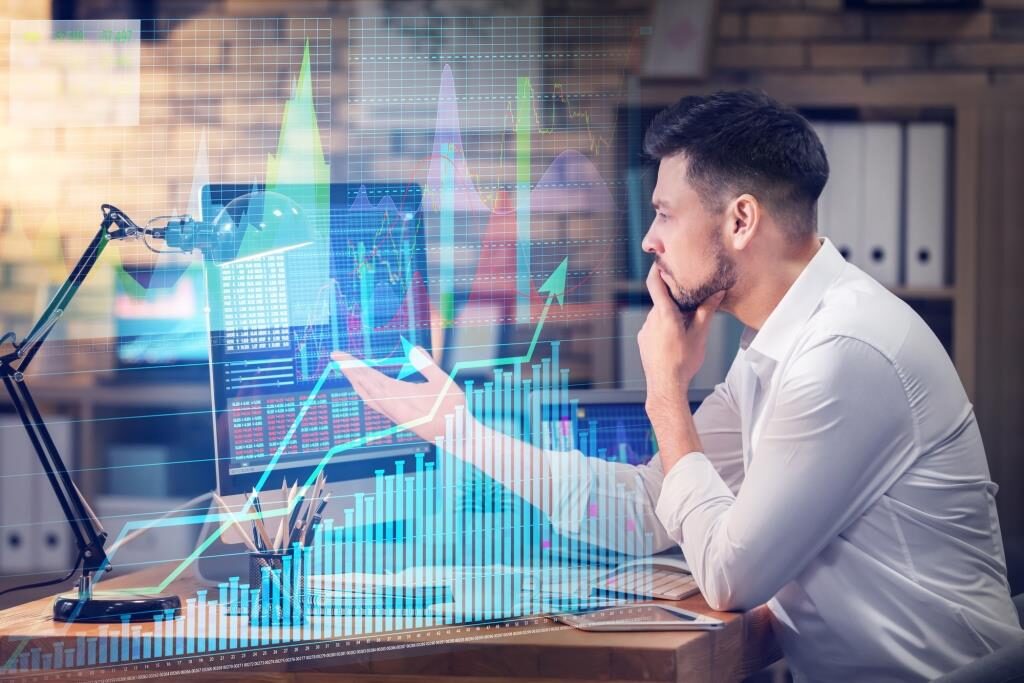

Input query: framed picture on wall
[642,0,718,80]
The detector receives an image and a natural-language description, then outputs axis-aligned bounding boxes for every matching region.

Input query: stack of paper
[305,571,453,614]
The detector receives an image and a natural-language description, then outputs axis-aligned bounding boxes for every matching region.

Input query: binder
[861,123,903,287]
[617,307,647,390]
[0,415,73,574]
[0,417,40,574]
[812,122,832,239]
[821,123,864,264]
[33,418,73,572]
[905,122,949,288]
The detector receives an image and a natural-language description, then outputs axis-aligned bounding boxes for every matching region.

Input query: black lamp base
[53,592,182,623]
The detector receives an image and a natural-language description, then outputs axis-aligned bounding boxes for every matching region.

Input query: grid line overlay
[347,16,641,331]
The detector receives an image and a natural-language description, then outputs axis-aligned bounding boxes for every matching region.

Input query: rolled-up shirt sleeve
[655,336,918,611]
[541,375,746,555]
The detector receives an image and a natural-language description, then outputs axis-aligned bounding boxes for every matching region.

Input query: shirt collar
[741,238,847,370]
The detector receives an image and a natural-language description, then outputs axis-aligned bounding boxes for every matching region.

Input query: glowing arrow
[537,256,568,305]
[397,335,420,380]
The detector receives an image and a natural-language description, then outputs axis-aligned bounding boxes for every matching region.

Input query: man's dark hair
[643,89,829,239]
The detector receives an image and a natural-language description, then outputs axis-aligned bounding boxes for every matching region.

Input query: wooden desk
[0,564,780,682]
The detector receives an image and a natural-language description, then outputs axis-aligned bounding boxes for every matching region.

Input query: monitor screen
[204,183,435,495]
[537,390,710,467]
[563,401,658,466]
[113,260,209,368]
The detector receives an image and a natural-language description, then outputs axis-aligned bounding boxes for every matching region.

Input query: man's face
[641,154,737,314]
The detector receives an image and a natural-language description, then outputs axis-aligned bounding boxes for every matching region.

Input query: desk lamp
[0,192,313,622]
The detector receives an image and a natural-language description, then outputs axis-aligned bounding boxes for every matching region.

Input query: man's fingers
[331,352,376,400]
[332,349,444,416]
[329,350,449,443]
[331,350,363,372]
[410,346,450,384]
[331,351,376,390]
[331,352,410,426]
[332,351,398,400]
[646,262,676,310]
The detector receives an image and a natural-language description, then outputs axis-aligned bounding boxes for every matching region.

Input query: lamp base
[53,592,181,623]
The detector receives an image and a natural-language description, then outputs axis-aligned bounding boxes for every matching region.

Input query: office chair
[931,594,1024,683]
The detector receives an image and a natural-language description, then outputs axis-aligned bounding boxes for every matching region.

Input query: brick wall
[711,0,1024,88]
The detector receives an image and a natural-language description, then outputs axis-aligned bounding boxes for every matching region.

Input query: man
[333,90,1023,681]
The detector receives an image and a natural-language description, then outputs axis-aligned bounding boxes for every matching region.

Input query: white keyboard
[592,565,700,601]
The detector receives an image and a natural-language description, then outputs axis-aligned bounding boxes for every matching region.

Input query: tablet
[552,604,724,632]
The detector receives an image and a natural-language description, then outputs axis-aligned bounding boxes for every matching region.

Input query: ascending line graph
[96,257,569,597]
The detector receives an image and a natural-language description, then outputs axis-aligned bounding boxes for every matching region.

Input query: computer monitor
[202,183,437,551]
[112,260,209,379]
[535,389,712,466]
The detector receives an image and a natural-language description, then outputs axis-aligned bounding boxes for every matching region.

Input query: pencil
[212,491,259,553]
[250,490,274,551]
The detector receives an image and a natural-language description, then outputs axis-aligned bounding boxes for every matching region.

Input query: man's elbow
[697,564,774,612]
[702,586,761,612]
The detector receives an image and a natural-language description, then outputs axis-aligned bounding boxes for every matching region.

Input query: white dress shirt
[538,238,1023,682]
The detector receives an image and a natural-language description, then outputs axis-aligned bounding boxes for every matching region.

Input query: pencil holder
[248,551,305,625]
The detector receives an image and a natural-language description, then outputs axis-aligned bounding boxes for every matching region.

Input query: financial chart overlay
[1,15,665,679]
[347,15,630,332]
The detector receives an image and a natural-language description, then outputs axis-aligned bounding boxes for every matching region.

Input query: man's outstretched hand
[330,347,466,444]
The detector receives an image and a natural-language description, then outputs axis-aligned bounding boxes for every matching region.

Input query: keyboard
[592,565,700,601]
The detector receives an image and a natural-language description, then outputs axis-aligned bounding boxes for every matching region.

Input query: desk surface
[0,564,780,682]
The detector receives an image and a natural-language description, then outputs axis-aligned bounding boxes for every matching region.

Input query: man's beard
[657,241,737,315]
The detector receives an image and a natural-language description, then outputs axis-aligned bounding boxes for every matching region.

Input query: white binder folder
[823,123,865,265]
[33,419,73,572]
[905,122,950,288]
[861,123,903,287]
[617,307,647,391]
[811,122,833,244]
[0,415,73,574]
[0,416,37,574]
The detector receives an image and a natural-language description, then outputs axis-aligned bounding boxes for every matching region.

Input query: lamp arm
[15,205,138,370]
[0,375,108,577]
[0,204,144,581]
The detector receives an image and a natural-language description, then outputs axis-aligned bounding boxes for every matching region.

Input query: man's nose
[641,226,661,254]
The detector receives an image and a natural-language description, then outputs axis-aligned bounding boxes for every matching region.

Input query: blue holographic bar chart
[4,339,658,675]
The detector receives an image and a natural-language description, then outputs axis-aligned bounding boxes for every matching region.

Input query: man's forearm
[452,416,675,554]
[648,391,704,473]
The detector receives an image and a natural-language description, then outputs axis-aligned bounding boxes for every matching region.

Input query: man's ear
[727,194,760,251]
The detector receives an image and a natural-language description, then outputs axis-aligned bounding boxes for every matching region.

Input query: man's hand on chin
[638,263,725,471]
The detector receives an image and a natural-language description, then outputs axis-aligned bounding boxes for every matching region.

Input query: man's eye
[656,212,668,221]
